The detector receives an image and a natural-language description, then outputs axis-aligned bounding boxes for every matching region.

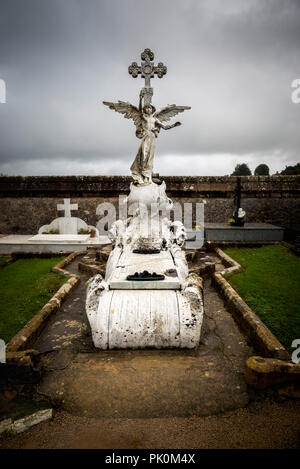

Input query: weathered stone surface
[95,250,110,263]
[0,419,12,436]
[108,250,181,290]
[245,356,300,389]
[86,268,203,349]
[78,261,105,277]
[5,409,53,435]
[0,176,299,234]
[5,349,39,365]
[205,223,284,241]
[30,234,90,243]
[189,261,216,278]
[37,351,248,418]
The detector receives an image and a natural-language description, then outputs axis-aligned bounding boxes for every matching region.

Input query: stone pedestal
[86,180,204,350]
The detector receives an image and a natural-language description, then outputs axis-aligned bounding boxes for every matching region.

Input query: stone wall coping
[0,175,299,182]
[0,174,299,197]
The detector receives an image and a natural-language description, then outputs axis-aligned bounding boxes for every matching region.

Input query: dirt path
[1,400,299,449]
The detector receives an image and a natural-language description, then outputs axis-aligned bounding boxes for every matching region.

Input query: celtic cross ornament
[128,48,167,105]
[103,48,190,184]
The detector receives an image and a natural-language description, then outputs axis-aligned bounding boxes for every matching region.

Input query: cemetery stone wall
[0,175,299,236]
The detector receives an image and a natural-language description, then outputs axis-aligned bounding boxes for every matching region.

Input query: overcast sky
[0,0,299,176]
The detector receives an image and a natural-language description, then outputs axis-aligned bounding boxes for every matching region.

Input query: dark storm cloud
[0,0,299,175]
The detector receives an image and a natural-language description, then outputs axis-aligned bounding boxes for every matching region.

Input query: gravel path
[0,400,299,449]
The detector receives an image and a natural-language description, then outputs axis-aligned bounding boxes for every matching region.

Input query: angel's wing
[154,104,191,122]
[103,100,142,128]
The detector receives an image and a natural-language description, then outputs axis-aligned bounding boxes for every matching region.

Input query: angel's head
[143,104,156,115]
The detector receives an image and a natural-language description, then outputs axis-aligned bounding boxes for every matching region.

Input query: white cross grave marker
[57,199,78,217]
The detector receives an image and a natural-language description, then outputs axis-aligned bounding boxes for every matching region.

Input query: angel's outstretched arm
[156,120,181,131]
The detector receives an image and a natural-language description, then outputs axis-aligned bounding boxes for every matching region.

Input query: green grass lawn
[224,245,300,350]
[0,257,67,343]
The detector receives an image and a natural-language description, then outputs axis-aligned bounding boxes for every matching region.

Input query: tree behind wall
[231,163,252,176]
[254,164,270,176]
[281,163,300,175]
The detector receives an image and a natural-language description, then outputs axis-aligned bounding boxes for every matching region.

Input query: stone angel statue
[103,91,191,185]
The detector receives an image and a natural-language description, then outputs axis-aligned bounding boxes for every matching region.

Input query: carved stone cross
[128,48,167,105]
[57,198,78,218]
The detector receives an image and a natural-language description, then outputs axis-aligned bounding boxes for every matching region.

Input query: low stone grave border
[6,250,84,357]
[0,408,53,437]
[211,246,300,389]
[1,252,86,436]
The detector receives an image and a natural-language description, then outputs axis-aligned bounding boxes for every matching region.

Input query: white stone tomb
[30,198,99,242]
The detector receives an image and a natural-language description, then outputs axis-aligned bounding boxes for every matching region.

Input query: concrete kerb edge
[6,251,84,354]
[211,247,300,389]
